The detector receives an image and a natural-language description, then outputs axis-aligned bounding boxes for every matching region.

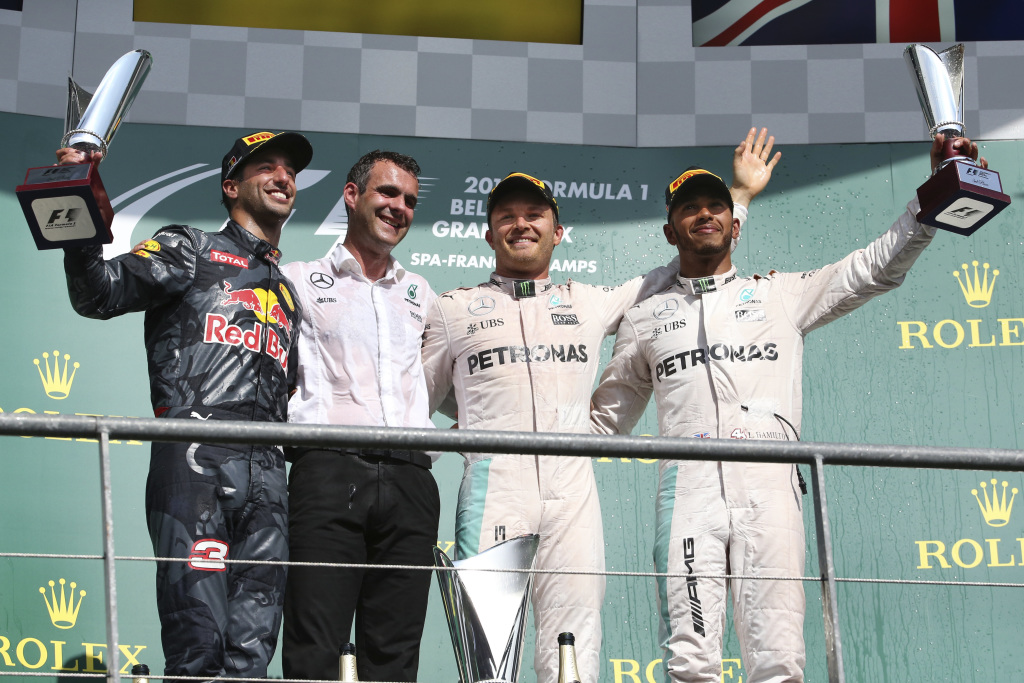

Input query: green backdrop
[1,110,1022,682]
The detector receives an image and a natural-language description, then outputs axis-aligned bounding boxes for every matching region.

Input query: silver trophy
[17,49,153,250]
[434,535,540,683]
[903,44,1009,235]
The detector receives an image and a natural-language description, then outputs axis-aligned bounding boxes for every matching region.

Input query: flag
[692,0,1024,47]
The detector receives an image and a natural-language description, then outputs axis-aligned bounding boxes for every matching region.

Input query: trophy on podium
[904,44,1010,236]
[434,535,540,683]
[16,49,152,250]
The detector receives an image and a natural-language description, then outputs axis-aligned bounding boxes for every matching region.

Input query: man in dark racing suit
[58,130,312,679]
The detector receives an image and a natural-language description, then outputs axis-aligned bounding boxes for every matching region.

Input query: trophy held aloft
[16,49,152,250]
[904,43,1009,236]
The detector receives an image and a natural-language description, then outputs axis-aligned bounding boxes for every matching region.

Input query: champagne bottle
[131,663,150,683]
[339,642,359,682]
[557,632,582,683]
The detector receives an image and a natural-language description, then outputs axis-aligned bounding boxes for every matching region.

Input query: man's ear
[552,224,564,247]
[484,228,495,250]
[342,181,360,214]
[663,222,678,246]
[222,178,239,201]
[732,216,741,240]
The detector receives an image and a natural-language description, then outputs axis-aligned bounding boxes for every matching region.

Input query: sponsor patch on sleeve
[131,239,162,257]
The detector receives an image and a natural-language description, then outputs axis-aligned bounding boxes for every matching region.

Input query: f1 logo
[47,208,80,224]
[189,539,229,571]
[945,206,982,219]
[495,525,506,542]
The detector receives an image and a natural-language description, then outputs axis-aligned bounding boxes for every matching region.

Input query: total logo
[915,478,1024,570]
[898,260,1023,349]
[0,576,148,674]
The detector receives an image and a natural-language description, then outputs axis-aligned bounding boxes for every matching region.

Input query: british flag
[692,0,1024,47]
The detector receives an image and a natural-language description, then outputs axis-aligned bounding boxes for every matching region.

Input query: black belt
[344,447,431,470]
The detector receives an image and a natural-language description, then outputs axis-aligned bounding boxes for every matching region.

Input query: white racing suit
[591,199,933,683]
[422,269,678,683]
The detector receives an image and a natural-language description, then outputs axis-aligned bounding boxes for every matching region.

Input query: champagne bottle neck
[558,643,582,683]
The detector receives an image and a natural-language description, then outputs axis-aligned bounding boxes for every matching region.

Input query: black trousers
[146,439,288,678]
[282,449,440,681]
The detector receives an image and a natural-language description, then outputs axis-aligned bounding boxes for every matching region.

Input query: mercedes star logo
[310,272,334,289]
[653,299,680,320]
[468,296,496,316]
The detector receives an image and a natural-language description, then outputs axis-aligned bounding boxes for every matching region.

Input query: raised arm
[63,226,198,320]
[729,127,781,208]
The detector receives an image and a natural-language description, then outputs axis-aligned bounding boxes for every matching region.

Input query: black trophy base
[16,163,114,250]
[916,160,1011,236]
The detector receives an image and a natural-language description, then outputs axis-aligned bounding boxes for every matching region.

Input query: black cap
[221,131,313,184]
[487,172,560,225]
[664,166,733,215]
[558,632,575,645]
[131,664,150,676]
[340,642,357,655]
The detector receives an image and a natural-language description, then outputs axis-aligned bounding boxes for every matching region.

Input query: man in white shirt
[281,150,438,682]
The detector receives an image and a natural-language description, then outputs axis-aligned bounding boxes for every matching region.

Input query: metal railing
[2,412,1024,683]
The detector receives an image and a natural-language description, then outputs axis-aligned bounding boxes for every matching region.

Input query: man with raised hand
[590,135,985,683]
[281,150,440,682]
[420,129,778,683]
[59,131,311,679]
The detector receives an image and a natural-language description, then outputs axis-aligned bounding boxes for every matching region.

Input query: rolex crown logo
[953,260,998,308]
[34,349,80,399]
[40,578,86,629]
[972,479,1017,527]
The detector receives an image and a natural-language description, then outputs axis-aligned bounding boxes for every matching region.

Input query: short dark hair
[347,150,421,192]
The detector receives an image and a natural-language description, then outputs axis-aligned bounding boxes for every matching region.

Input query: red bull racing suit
[421,268,677,683]
[590,199,933,683]
[63,220,301,679]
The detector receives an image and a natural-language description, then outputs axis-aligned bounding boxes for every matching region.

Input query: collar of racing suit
[675,266,738,296]
[221,219,284,265]
[487,272,556,299]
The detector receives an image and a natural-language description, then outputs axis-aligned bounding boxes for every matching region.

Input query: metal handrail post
[98,428,121,682]
[810,455,844,683]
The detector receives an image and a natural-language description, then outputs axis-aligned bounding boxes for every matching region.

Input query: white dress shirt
[283,244,437,449]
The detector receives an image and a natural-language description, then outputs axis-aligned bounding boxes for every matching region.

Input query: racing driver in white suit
[589,135,985,683]
[421,129,778,683]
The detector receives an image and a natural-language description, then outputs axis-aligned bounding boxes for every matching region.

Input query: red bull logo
[203,314,288,369]
[221,281,292,336]
[208,282,292,367]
